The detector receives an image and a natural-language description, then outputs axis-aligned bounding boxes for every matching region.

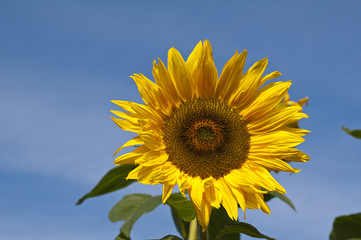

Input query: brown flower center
[163,98,250,179]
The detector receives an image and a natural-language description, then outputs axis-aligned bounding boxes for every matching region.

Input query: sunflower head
[111,40,309,230]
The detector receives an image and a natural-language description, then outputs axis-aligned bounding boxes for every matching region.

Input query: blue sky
[1,1,361,239]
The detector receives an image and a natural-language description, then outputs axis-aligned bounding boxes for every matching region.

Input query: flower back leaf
[264,191,296,211]
[76,164,137,205]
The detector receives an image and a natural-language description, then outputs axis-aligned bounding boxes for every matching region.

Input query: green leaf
[166,194,195,239]
[216,222,276,240]
[109,194,152,222]
[208,206,239,240]
[170,206,189,239]
[115,232,131,240]
[152,235,183,240]
[342,126,361,139]
[330,212,361,240]
[166,194,196,222]
[265,191,296,211]
[76,164,137,205]
[109,193,162,238]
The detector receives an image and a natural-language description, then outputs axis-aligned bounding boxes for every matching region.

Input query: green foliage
[166,194,195,239]
[115,232,130,240]
[76,164,137,205]
[216,222,276,240]
[109,193,162,238]
[166,194,196,222]
[154,235,183,240]
[170,207,189,240]
[208,206,239,240]
[263,192,275,202]
[330,212,361,240]
[342,126,361,139]
[264,191,296,211]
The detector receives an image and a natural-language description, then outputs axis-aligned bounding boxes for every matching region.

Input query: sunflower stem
[200,228,208,240]
[189,217,197,240]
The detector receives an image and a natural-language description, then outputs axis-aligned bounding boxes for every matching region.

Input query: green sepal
[342,126,361,139]
[208,206,239,240]
[263,191,296,211]
[109,193,162,238]
[215,222,276,240]
[263,193,275,202]
[76,164,137,205]
[330,212,361,240]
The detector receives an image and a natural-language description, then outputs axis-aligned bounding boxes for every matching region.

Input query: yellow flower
[111,40,309,230]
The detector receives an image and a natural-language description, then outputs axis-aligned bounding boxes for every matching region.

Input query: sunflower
[111,40,309,230]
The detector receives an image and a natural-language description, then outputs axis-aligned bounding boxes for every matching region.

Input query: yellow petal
[283,150,310,162]
[224,169,257,191]
[134,150,168,167]
[215,50,247,103]
[114,145,148,165]
[249,147,310,163]
[111,116,140,133]
[188,177,205,210]
[153,59,180,107]
[113,136,144,157]
[248,155,300,173]
[127,165,165,185]
[286,112,309,124]
[139,130,165,150]
[247,106,301,134]
[186,41,203,72]
[225,171,266,194]
[186,40,218,98]
[245,163,286,193]
[256,193,271,214]
[259,71,282,85]
[131,73,171,117]
[229,185,247,213]
[251,130,305,149]
[162,183,176,204]
[159,162,180,183]
[168,47,193,101]
[243,191,259,210]
[177,174,192,194]
[193,200,212,232]
[204,185,221,208]
[282,127,310,136]
[240,81,292,121]
[230,58,271,108]
[215,178,238,220]
[111,100,136,113]
[110,110,139,124]
[130,102,163,125]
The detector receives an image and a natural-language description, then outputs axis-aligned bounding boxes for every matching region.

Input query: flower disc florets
[163,98,250,179]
